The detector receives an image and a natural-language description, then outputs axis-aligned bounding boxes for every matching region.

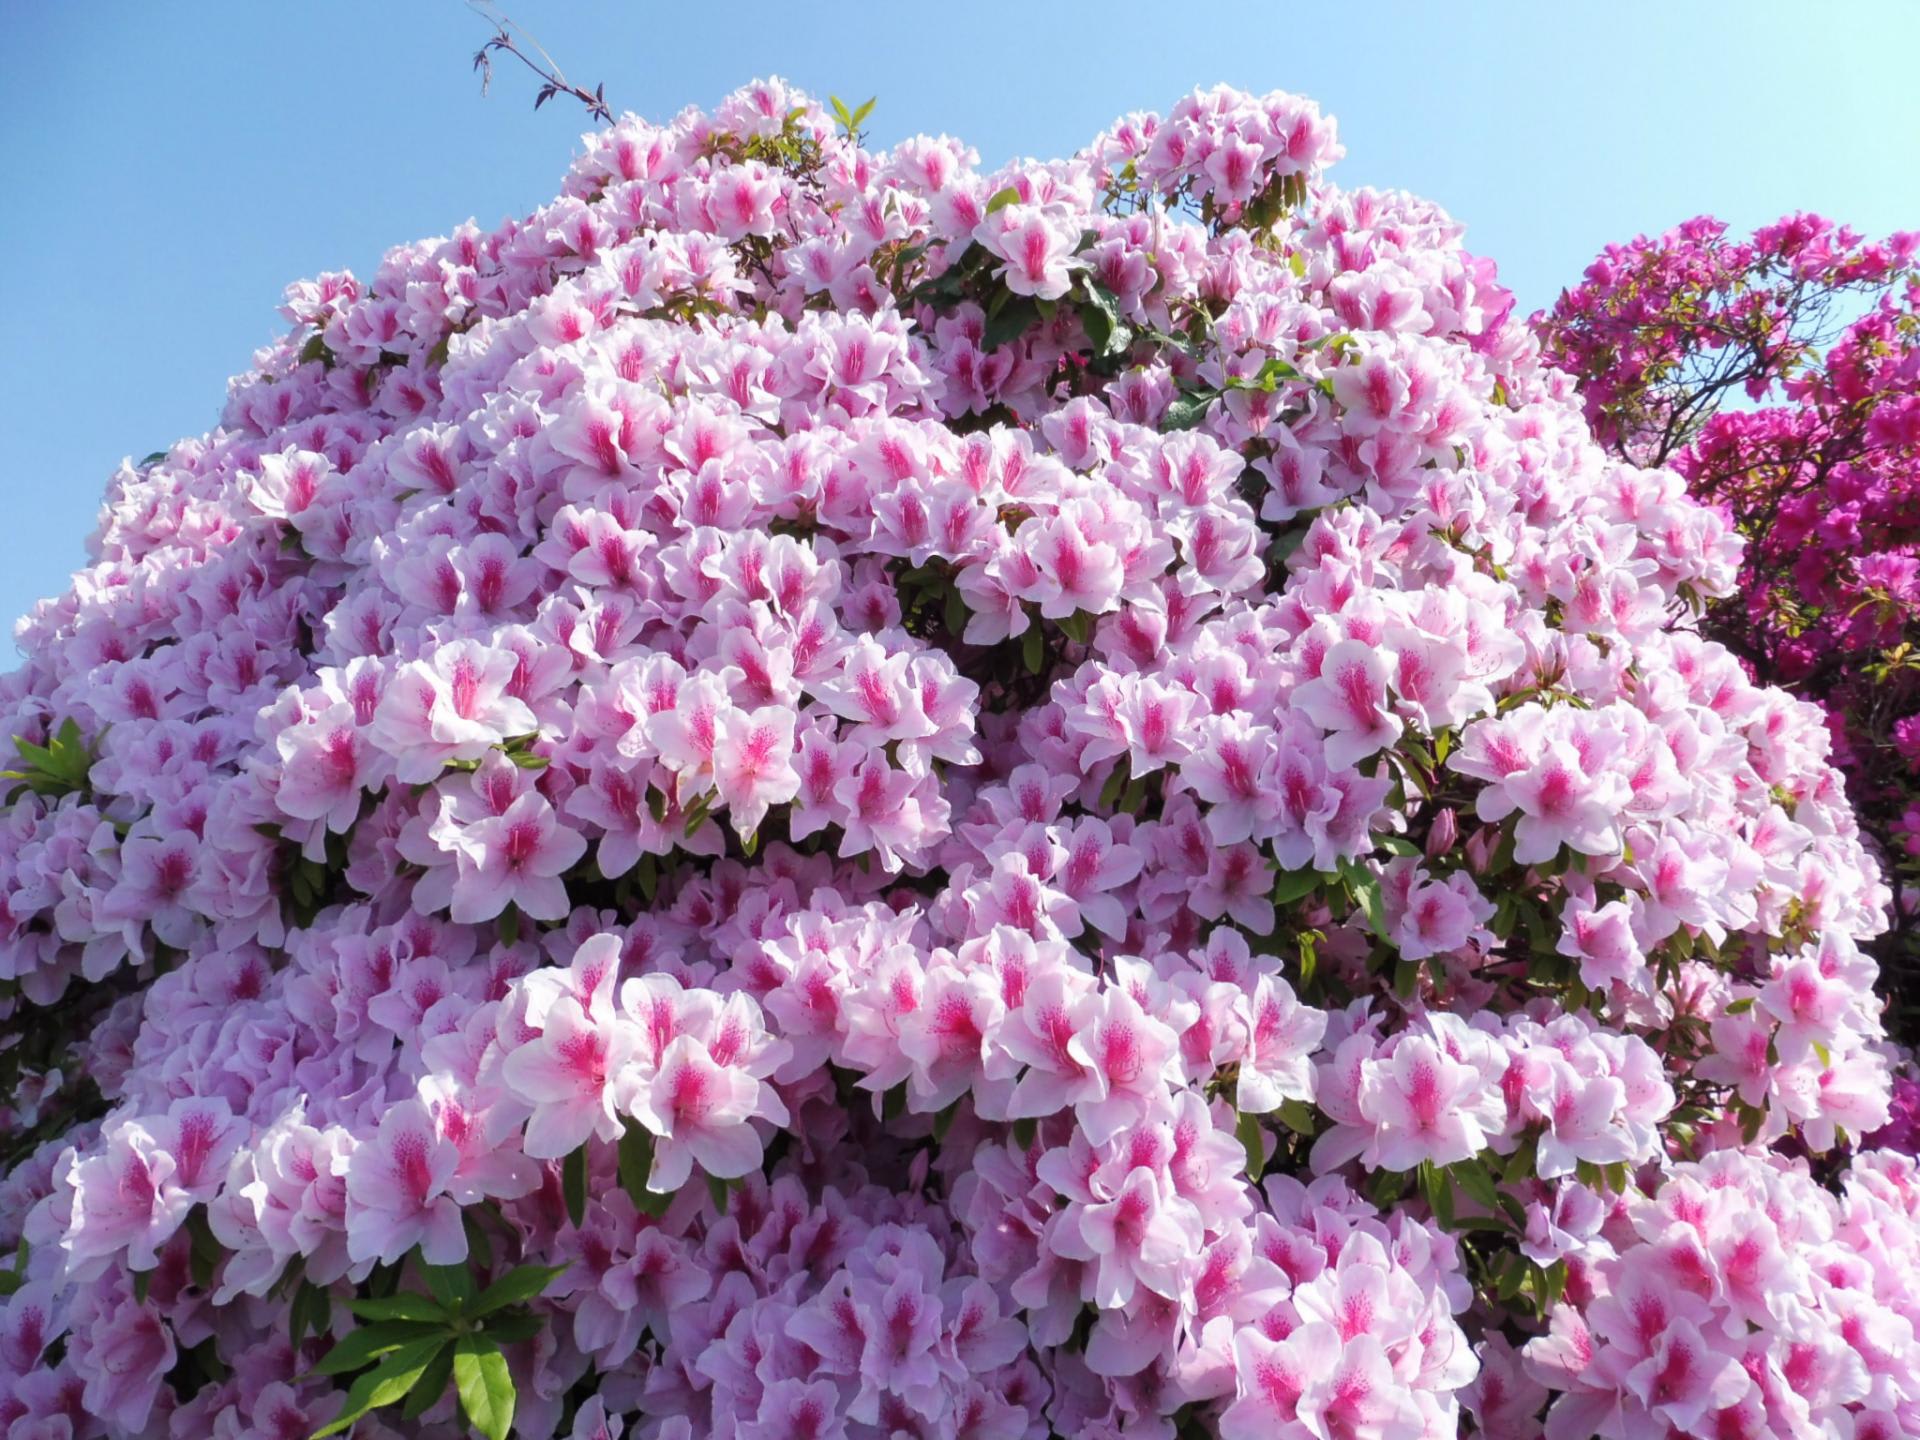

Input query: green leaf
[683,791,713,837]
[462,1212,494,1278]
[562,1143,589,1229]
[1368,1164,1409,1208]
[1449,1158,1502,1214]
[312,1319,447,1377]
[1418,1161,1455,1229]
[983,294,1040,352]
[1235,1109,1265,1183]
[471,1264,566,1317]
[291,1278,331,1349]
[1160,389,1217,432]
[618,1120,656,1205]
[1503,1130,1540,1184]
[400,1340,455,1421]
[1493,1251,1529,1303]
[1270,868,1323,907]
[1276,1098,1318,1136]
[1392,957,1420,1002]
[1237,356,1301,391]
[419,1258,475,1313]
[1021,624,1045,675]
[850,96,877,130]
[480,1309,544,1344]
[364,1258,403,1300]
[345,1293,448,1324]
[186,1207,224,1291]
[1077,279,1133,361]
[942,583,967,637]
[1723,996,1755,1015]
[310,1334,451,1438]
[298,332,334,369]
[984,184,1021,216]
[706,1170,731,1214]
[1338,859,1387,939]
[453,1336,516,1440]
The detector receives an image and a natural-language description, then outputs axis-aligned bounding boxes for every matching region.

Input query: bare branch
[464,1,613,125]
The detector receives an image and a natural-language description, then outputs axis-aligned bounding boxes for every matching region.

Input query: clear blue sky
[3,2,1917,639]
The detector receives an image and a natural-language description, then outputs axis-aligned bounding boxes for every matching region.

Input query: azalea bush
[1536,215,1920,1047]
[0,78,1915,1440]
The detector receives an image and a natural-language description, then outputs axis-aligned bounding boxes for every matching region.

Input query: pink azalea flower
[342,1098,466,1266]
[445,791,588,923]
[627,1035,784,1192]
[500,994,638,1159]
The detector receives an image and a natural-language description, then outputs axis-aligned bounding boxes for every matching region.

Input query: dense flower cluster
[1537,215,1920,1036]
[0,80,1914,1440]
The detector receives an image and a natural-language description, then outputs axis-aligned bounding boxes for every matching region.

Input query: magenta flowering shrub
[0,78,1915,1440]
[1536,215,1920,1034]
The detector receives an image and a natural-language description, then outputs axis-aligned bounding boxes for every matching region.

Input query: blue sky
[2,1,1917,638]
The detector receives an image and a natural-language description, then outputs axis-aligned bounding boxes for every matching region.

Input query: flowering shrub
[1536,216,1920,1037]
[0,78,1914,1440]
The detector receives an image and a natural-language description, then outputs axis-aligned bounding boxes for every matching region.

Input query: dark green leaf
[1160,389,1217,432]
[1338,859,1387,939]
[480,1308,543,1343]
[400,1341,455,1421]
[1419,1161,1455,1229]
[1276,1098,1317,1136]
[310,1334,450,1438]
[983,294,1040,352]
[562,1143,588,1229]
[471,1264,566,1317]
[1270,868,1323,907]
[186,1207,223,1291]
[291,1279,331,1348]
[1449,1158,1502,1214]
[1077,279,1133,361]
[345,1293,447,1324]
[462,1212,493,1277]
[1236,1109,1265,1183]
[312,1320,447,1377]
[618,1121,655,1205]
[419,1259,475,1313]
[1021,624,1044,675]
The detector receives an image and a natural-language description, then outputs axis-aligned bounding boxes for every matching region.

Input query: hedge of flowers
[1536,215,1920,1050]
[0,79,1914,1440]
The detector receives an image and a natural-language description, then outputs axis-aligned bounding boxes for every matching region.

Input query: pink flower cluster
[1537,213,1920,1028]
[0,78,1911,1440]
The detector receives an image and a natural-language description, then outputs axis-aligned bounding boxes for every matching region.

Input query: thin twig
[466,1,612,124]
